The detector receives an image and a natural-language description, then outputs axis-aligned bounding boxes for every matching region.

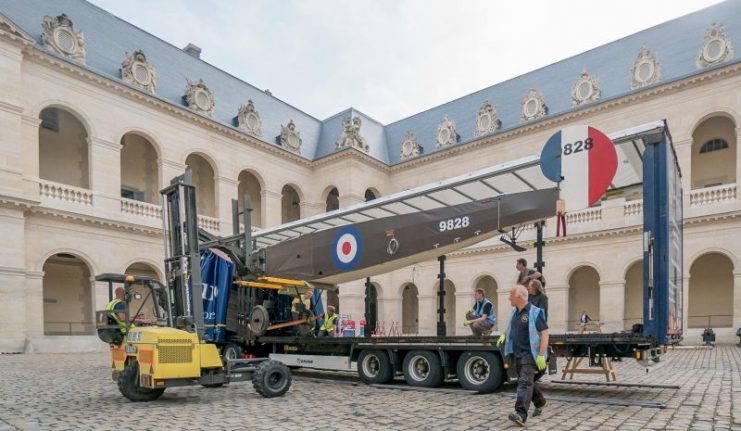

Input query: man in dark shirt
[527,279,548,322]
[497,285,549,427]
[464,288,495,335]
[516,258,542,287]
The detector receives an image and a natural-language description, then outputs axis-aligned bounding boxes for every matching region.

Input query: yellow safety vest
[105,299,134,333]
[320,313,337,332]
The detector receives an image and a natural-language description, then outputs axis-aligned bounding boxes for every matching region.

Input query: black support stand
[534,221,545,275]
[437,255,446,336]
[364,277,373,338]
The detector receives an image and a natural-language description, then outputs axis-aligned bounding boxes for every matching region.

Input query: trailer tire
[222,343,243,361]
[357,349,393,384]
[456,351,503,393]
[403,350,443,388]
[117,361,165,402]
[252,360,291,398]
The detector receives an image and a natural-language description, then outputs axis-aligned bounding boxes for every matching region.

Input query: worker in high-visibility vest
[317,305,338,337]
[105,287,128,333]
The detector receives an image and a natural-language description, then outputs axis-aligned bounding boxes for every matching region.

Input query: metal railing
[687,314,733,328]
[43,320,95,336]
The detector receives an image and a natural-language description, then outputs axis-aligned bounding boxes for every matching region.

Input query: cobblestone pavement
[1,345,740,430]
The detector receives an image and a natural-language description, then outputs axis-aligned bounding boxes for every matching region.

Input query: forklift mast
[161,171,205,341]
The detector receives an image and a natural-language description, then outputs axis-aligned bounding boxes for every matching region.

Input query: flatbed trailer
[223,332,665,393]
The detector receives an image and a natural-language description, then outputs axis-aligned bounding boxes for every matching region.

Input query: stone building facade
[0,1,739,353]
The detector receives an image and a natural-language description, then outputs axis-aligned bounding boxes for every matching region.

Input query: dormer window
[41,14,86,63]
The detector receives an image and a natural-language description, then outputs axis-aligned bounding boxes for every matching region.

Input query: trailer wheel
[222,343,243,361]
[456,351,503,393]
[252,360,291,398]
[403,350,443,387]
[117,361,165,402]
[357,350,393,384]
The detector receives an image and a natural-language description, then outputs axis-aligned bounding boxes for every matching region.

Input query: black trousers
[513,355,546,421]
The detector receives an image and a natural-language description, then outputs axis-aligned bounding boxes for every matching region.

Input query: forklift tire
[403,350,443,387]
[117,361,165,402]
[252,360,291,398]
[357,349,393,384]
[222,343,243,361]
[456,351,503,393]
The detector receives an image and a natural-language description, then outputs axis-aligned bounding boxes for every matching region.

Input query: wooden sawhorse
[561,356,616,382]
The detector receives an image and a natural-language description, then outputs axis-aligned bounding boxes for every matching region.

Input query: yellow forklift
[95,173,291,401]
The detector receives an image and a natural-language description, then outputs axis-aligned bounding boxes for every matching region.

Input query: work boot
[508,411,525,427]
[532,400,549,417]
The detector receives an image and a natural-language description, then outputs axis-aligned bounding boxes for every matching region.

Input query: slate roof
[2,0,739,165]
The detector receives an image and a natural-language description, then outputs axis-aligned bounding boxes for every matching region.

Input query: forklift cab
[94,273,172,345]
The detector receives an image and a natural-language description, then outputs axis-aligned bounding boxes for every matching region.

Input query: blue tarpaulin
[199,249,233,343]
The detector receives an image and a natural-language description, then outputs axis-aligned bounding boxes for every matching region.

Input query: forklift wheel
[252,360,291,398]
[117,361,165,402]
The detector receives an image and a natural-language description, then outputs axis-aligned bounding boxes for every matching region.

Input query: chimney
[183,43,201,58]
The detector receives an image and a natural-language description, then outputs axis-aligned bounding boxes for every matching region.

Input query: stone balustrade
[689,183,737,206]
[38,180,93,206]
[198,215,220,232]
[120,198,162,218]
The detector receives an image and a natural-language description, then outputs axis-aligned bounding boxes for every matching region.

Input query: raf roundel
[540,125,618,211]
[333,226,363,271]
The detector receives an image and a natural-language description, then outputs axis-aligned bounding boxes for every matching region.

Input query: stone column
[546,284,569,332]
[261,189,282,228]
[417,294,437,336]
[735,127,741,186]
[497,290,511,333]
[0,41,25,200]
[682,273,691,335]
[455,290,474,336]
[599,280,625,333]
[161,159,187,184]
[216,176,238,235]
[20,115,41,198]
[733,270,741,331]
[24,270,44,339]
[337,279,365,334]
[0,206,27,353]
[89,136,122,219]
[339,192,364,208]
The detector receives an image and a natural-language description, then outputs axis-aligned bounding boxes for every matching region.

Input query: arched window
[185,154,216,217]
[364,189,377,202]
[120,133,159,203]
[325,187,339,212]
[237,171,263,228]
[568,266,600,331]
[623,261,643,330]
[39,107,89,188]
[42,253,93,335]
[281,185,301,223]
[401,283,419,334]
[689,253,733,328]
[692,116,736,188]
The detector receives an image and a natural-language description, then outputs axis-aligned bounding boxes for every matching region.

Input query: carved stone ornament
[335,116,369,152]
[696,23,734,69]
[183,79,215,117]
[474,100,501,137]
[571,70,601,106]
[279,120,302,153]
[630,44,661,89]
[236,100,262,136]
[120,50,156,93]
[41,14,86,63]
[400,131,423,160]
[521,88,547,122]
[435,115,459,149]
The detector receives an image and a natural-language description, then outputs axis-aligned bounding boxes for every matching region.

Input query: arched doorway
[237,170,263,228]
[185,153,216,217]
[325,187,339,212]
[42,253,93,335]
[120,133,159,203]
[281,185,301,223]
[623,260,643,330]
[401,283,419,334]
[688,253,734,328]
[124,262,162,323]
[568,266,600,331]
[364,188,377,202]
[39,107,89,188]
[691,115,737,189]
[474,275,498,329]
